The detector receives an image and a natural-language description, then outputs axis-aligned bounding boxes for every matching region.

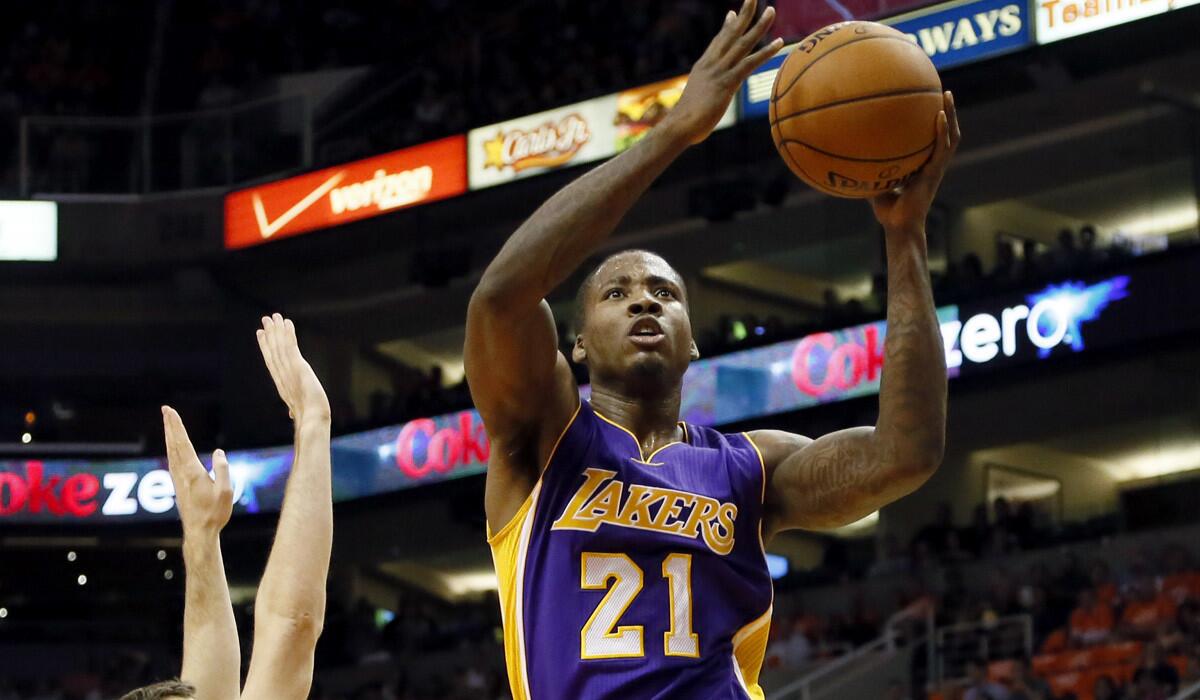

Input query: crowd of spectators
[0,0,725,195]
[7,493,1200,699]
[756,491,1200,699]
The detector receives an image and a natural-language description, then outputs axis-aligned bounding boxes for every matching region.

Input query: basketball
[769,21,943,199]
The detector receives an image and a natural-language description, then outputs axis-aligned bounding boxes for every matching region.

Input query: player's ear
[689,339,700,361]
[572,335,588,364]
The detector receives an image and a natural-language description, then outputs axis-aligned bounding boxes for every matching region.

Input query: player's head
[573,249,697,391]
[118,680,196,700]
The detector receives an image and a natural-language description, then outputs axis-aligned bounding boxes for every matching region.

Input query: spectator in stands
[955,253,986,296]
[1092,559,1121,608]
[1055,552,1092,599]
[869,533,912,578]
[1051,228,1079,274]
[944,530,974,564]
[1120,569,1177,641]
[1009,657,1052,700]
[1175,600,1200,646]
[964,503,993,557]
[1078,225,1107,267]
[991,238,1019,288]
[1160,543,1200,606]
[1069,588,1116,647]
[1131,642,1179,699]
[1019,240,1042,281]
[1093,674,1125,700]
[964,657,1011,700]
[914,501,956,556]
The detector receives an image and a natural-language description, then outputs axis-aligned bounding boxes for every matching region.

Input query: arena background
[0,1,1199,698]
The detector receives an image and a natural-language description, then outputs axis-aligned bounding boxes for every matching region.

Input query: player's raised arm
[466,0,783,529]
[241,314,332,700]
[756,93,960,534]
[163,407,240,700]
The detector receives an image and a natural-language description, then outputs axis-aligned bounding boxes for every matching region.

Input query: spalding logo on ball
[769,21,943,199]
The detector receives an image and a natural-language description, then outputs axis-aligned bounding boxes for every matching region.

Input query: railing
[774,603,936,700]
[1172,680,1200,700]
[935,615,1033,687]
[18,92,313,197]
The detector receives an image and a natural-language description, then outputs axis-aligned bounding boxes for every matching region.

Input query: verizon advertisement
[224,135,467,249]
[5,254,1197,524]
[1036,0,1197,44]
[467,96,618,190]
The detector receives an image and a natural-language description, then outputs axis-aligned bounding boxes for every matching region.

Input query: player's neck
[589,384,683,453]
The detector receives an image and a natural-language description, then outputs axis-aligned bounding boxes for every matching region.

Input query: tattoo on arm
[766,231,946,533]
[875,231,947,469]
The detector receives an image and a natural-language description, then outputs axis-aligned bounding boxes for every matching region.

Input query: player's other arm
[466,0,782,529]
[163,407,241,700]
[757,93,961,535]
[241,315,332,700]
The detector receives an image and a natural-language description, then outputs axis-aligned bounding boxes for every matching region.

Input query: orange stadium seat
[1095,641,1142,666]
[987,659,1017,683]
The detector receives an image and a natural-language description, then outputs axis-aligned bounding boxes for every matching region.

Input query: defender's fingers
[263,315,291,381]
[211,449,232,496]
[162,406,201,473]
[282,318,304,363]
[256,328,287,395]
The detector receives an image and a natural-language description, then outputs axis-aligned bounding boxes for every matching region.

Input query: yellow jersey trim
[487,400,583,544]
[731,517,774,700]
[487,400,582,700]
[741,432,768,505]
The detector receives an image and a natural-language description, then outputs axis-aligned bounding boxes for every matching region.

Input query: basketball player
[464,0,960,696]
[120,315,332,700]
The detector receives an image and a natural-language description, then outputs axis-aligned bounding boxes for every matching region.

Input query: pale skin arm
[163,407,240,700]
[241,314,332,700]
[757,94,961,536]
[465,0,783,531]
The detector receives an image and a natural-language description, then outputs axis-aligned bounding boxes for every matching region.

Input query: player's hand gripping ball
[770,21,943,198]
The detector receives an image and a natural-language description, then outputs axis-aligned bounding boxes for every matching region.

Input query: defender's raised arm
[163,407,240,700]
[241,315,332,700]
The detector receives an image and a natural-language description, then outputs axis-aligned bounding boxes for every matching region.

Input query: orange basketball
[769,21,943,199]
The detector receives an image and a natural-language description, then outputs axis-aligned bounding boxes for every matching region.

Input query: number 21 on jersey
[580,552,699,659]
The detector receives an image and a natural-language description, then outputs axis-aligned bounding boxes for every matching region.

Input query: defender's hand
[256,313,330,424]
[163,406,233,538]
[666,0,783,144]
[871,91,962,235]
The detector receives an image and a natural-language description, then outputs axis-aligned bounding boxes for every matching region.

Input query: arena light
[1111,202,1199,238]
[442,569,499,596]
[1111,440,1200,482]
[0,201,57,261]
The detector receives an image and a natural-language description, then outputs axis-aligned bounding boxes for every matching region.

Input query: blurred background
[0,0,1198,699]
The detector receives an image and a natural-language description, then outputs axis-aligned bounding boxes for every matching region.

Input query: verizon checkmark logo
[252,172,347,239]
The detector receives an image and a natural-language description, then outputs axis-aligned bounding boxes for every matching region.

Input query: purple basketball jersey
[489,401,774,700]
